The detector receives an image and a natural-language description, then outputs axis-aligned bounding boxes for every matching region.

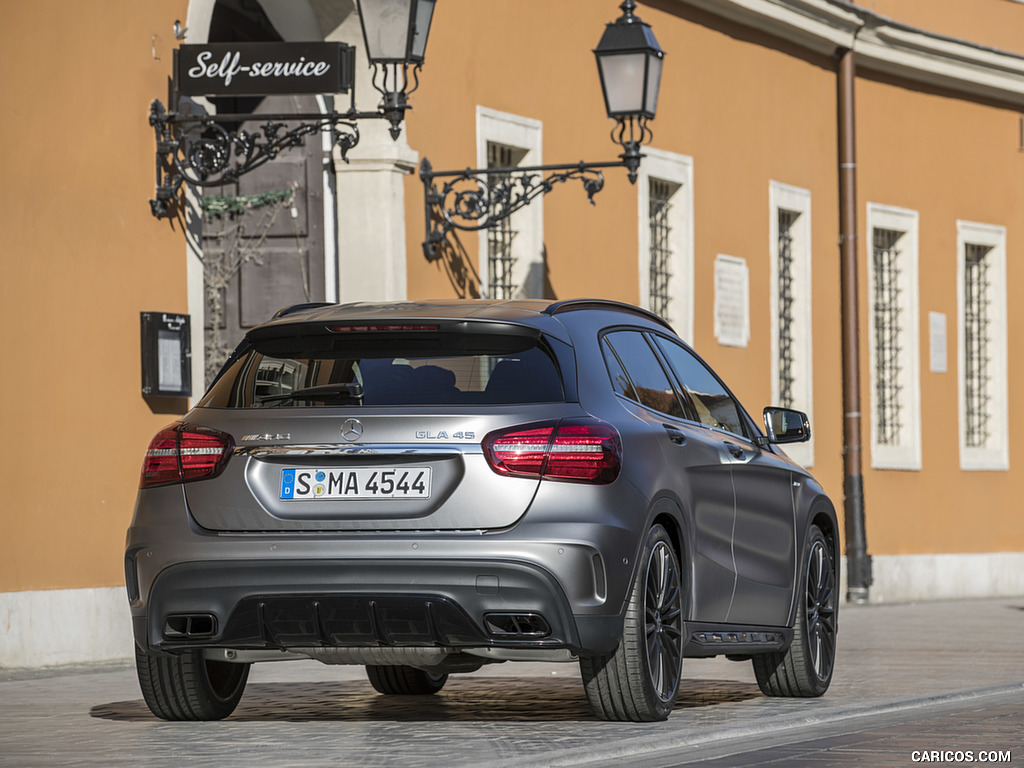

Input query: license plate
[280,467,431,500]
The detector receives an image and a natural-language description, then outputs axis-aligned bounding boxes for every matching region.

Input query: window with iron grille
[957,220,1008,471]
[776,209,798,409]
[866,203,921,470]
[476,108,542,301]
[963,243,992,448]
[638,150,693,342]
[486,142,518,300]
[872,227,904,447]
[769,182,813,466]
[648,178,673,319]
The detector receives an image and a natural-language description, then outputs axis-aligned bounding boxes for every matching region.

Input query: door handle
[722,441,745,459]
[662,424,686,445]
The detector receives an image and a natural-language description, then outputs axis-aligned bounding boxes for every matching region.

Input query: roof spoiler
[544,299,673,331]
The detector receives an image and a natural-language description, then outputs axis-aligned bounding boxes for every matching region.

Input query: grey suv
[126,299,838,722]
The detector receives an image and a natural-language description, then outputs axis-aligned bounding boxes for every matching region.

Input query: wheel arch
[644,493,692,615]
[786,494,841,628]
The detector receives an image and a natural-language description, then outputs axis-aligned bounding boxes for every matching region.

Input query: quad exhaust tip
[164,613,217,639]
[483,612,551,638]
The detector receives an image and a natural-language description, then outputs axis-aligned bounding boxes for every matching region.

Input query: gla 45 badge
[415,430,475,440]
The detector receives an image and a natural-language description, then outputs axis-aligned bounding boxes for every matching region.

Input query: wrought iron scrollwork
[420,157,632,259]
[150,99,365,219]
[419,112,655,259]
[613,116,653,184]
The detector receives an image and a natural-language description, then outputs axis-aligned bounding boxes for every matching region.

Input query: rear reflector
[140,424,233,488]
[483,419,621,484]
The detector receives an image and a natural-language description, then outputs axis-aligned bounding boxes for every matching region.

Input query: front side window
[653,336,745,437]
[602,331,684,419]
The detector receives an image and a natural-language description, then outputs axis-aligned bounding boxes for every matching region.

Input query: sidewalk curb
[503,682,1024,768]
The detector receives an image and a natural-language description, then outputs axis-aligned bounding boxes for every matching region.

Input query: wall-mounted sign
[141,312,192,398]
[714,254,750,348]
[175,42,353,98]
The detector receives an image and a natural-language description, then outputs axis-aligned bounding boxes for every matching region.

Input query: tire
[365,665,448,695]
[135,646,250,721]
[580,524,684,722]
[752,523,837,697]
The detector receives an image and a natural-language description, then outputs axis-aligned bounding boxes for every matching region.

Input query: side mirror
[760,407,810,445]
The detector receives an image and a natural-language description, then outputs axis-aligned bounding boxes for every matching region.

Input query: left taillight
[140,424,233,489]
[482,418,622,484]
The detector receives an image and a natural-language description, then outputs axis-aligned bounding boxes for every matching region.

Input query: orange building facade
[1,0,1022,667]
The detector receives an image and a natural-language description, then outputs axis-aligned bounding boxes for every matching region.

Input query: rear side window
[601,337,639,401]
[200,339,565,408]
[602,331,685,420]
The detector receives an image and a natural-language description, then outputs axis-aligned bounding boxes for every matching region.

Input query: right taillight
[483,418,621,484]
[140,424,233,489]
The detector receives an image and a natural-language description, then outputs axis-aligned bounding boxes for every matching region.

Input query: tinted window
[200,341,564,408]
[601,337,639,401]
[604,331,684,419]
[653,336,745,436]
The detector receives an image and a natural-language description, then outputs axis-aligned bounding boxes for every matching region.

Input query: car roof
[258,298,672,338]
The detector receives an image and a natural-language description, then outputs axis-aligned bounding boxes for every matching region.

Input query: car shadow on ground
[90,677,761,722]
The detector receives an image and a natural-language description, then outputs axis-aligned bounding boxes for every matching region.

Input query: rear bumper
[130,556,623,655]
[126,479,648,659]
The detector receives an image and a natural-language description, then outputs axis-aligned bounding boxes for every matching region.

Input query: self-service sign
[175,42,353,97]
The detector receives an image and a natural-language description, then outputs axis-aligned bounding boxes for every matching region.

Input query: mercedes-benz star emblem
[340,418,364,442]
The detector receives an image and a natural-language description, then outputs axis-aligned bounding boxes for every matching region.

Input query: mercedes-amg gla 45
[126,299,839,722]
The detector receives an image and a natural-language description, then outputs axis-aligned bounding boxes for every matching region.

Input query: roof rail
[543,299,673,331]
[272,301,336,319]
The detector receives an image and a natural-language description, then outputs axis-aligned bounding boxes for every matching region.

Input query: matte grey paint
[127,299,837,664]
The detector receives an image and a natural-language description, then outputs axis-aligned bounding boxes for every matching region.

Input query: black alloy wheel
[580,524,684,721]
[805,533,837,682]
[645,538,685,702]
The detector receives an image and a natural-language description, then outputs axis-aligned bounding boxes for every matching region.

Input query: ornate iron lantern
[594,0,664,181]
[356,0,437,138]
[420,0,665,258]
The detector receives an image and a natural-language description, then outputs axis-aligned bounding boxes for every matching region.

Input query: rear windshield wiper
[257,383,363,404]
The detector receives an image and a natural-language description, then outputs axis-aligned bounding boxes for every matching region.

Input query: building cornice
[673,0,1024,105]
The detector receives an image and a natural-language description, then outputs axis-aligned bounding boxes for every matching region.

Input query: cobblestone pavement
[1,598,1022,767]
[613,691,1024,767]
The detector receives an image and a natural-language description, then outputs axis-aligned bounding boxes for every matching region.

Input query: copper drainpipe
[837,45,872,602]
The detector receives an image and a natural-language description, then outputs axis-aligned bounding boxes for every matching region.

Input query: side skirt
[683,622,793,658]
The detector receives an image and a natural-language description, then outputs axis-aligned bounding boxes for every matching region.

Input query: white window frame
[866,203,922,471]
[637,149,694,343]
[476,107,544,299]
[956,220,1009,471]
[769,181,814,467]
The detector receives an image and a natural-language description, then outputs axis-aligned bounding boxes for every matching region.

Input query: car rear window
[199,338,566,408]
